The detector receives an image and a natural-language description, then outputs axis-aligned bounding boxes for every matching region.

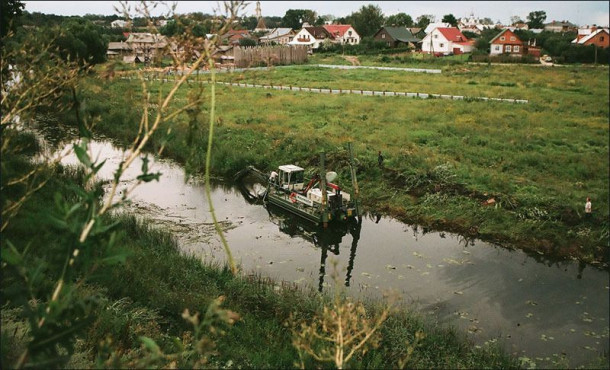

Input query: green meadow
[79,59,608,265]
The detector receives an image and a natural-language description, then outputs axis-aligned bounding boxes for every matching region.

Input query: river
[40,122,607,368]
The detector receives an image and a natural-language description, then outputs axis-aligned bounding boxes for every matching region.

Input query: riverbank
[1,138,522,368]
[64,61,609,268]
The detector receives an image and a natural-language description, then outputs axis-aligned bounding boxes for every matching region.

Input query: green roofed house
[373,26,422,49]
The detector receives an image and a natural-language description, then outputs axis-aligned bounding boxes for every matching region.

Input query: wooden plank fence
[233,45,308,68]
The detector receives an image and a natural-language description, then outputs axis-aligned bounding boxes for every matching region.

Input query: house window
[494,45,500,51]
[505,45,512,52]
[440,43,444,48]
[514,45,520,52]
[510,36,516,41]
[434,34,438,38]
[500,36,505,41]
[348,31,352,36]
[601,36,605,41]
[382,34,385,38]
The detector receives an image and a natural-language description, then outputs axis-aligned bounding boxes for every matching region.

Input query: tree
[54,19,108,65]
[474,28,502,53]
[240,15,258,30]
[1,0,24,39]
[526,10,546,29]
[416,14,434,29]
[281,9,317,29]
[238,37,256,47]
[385,12,413,27]
[442,14,458,27]
[510,15,524,25]
[351,4,385,38]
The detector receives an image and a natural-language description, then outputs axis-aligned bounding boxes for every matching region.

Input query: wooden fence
[233,45,308,68]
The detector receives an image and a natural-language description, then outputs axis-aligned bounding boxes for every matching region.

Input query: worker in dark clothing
[378,151,384,167]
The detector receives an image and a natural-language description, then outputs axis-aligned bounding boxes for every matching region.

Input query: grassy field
[80,57,609,266]
[2,144,519,368]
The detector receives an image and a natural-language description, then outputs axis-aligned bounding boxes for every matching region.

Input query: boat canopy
[278,164,304,173]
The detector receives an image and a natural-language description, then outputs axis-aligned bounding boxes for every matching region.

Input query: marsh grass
[72,62,609,264]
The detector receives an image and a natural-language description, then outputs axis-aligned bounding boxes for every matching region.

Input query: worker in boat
[269,170,278,184]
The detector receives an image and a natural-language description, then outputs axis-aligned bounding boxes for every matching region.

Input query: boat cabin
[278,165,305,191]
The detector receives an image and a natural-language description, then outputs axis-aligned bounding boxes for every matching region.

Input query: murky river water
[42,125,608,368]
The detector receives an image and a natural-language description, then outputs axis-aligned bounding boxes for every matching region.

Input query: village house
[111,19,128,28]
[223,29,255,46]
[424,22,452,34]
[572,26,610,48]
[288,25,334,49]
[420,27,474,55]
[323,24,360,45]
[373,26,421,49]
[489,29,542,58]
[458,13,493,35]
[123,33,168,63]
[489,29,523,56]
[544,20,578,33]
[259,28,295,45]
[106,41,132,60]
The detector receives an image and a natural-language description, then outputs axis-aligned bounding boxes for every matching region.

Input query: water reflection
[263,203,362,292]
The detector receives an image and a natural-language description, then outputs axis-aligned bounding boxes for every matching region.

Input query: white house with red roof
[323,25,360,45]
[420,27,474,55]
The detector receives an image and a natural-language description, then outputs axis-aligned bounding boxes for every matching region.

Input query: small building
[111,19,128,28]
[323,24,360,45]
[288,26,334,49]
[489,29,524,56]
[259,28,295,45]
[420,27,473,55]
[223,29,255,46]
[544,20,578,33]
[424,22,452,34]
[373,26,421,48]
[572,27,610,48]
[106,41,132,59]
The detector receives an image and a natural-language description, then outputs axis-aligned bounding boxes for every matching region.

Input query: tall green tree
[442,14,458,27]
[351,4,385,38]
[54,19,108,65]
[281,9,317,29]
[385,12,413,27]
[526,10,547,29]
[416,14,434,29]
[1,0,24,39]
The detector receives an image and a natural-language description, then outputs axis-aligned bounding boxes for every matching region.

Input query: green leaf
[139,336,161,355]
[100,252,128,265]
[141,155,150,174]
[92,159,107,174]
[73,143,92,167]
[1,241,23,266]
[136,172,161,183]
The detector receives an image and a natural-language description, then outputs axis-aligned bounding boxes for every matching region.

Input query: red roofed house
[323,25,360,45]
[420,27,474,55]
[572,27,609,48]
[489,29,524,56]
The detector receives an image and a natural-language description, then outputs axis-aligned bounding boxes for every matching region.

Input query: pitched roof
[489,29,522,44]
[304,26,334,40]
[260,28,293,41]
[380,26,421,43]
[323,25,353,38]
[436,27,470,43]
[572,28,609,44]
[256,17,267,30]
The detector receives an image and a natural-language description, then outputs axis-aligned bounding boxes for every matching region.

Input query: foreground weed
[97,296,239,368]
[289,262,399,369]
